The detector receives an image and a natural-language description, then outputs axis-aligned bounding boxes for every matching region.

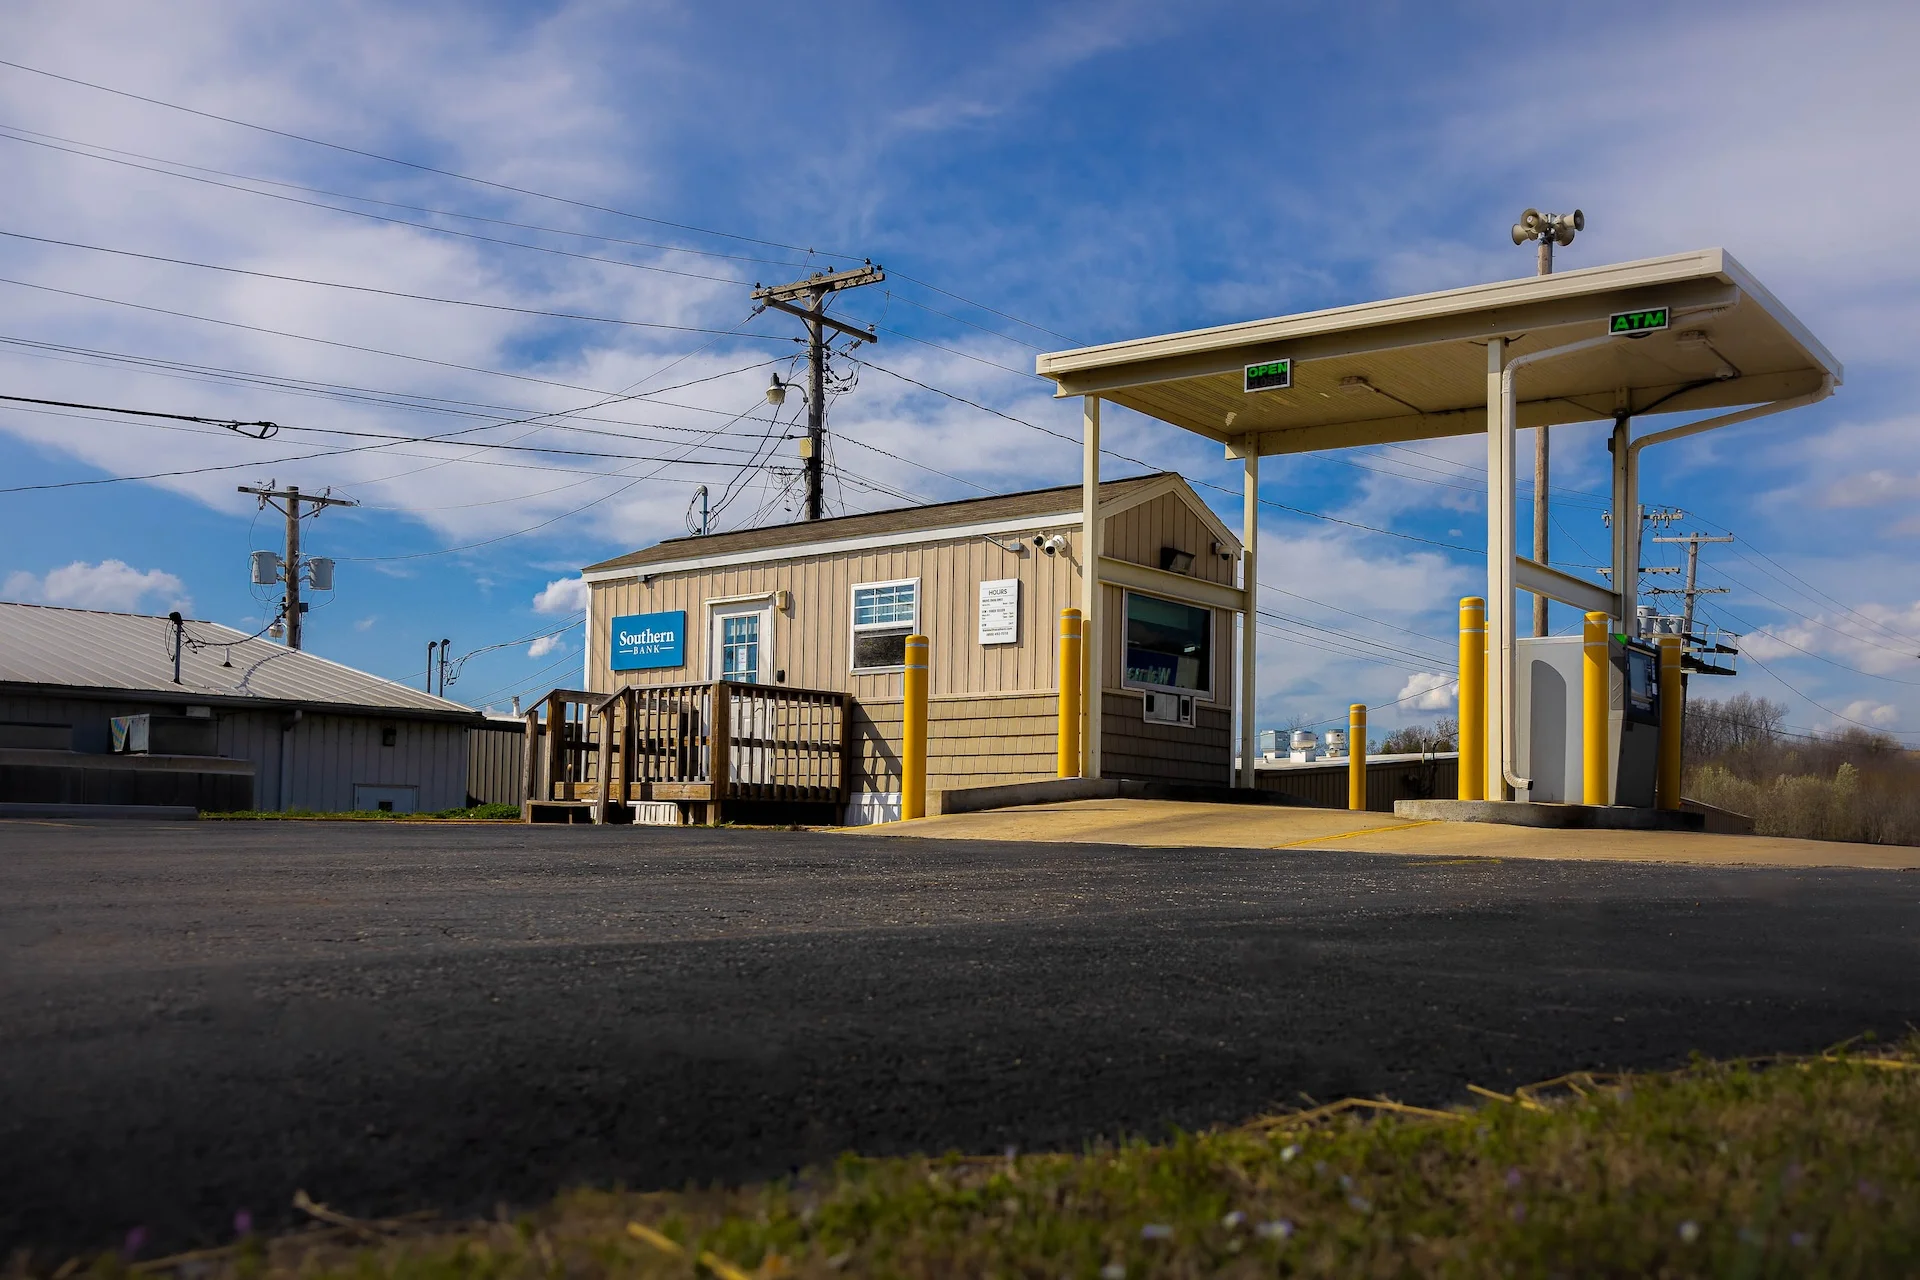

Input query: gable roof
[0,602,479,720]
[582,472,1216,576]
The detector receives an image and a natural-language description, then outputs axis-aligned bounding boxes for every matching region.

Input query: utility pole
[751,263,884,520]
[238,482,356,650]
[1649,532,1734,640]
[1510,208,1584,635]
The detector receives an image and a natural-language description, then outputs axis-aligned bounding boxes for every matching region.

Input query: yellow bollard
[1056,608,1082,778]
[1582,612,1611,806]
[1656,634,1683,811]
[1457,598,1485,800]
[1348,704,1367,811]
[902,633,929,820]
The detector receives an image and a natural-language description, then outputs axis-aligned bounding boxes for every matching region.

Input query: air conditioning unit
[1141,691,1196,727]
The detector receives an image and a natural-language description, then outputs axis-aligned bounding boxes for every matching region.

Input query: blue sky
[2,1,1917,737]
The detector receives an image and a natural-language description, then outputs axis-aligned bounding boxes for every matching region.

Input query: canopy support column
[1609,408,1635,628]
[1238,448,1259,788]
[1081,396,1103,781]
[1485,338,1515,800]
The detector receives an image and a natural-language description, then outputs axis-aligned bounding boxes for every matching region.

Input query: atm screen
[1625,648,1657,718]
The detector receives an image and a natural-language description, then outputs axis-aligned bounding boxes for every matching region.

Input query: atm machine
[1514,632,1666,806]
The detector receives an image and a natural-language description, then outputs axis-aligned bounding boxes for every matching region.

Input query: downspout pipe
[1494,333,1619,794]
[1492,352,1835,797]
[1627,374,1834,460]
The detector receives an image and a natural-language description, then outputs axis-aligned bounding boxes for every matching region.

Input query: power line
[2,119,1082,363]
[0,57,858,261]
[1701,563,1920,661]
[338,392,776,562]
[443,614,585,686]
[0,275,651,397]
[885,269,1078,344]
[1697,597,1920,687]
[0,229,806,341]
[1723,642,1920,740]
[850,354,1483,553]
[0,333,782,447]
[462,647,585,710]
[0,122,812,269]
[0,391,278,438]
[0,58,1091,373]
[0,125,760,287]
[0,316,781,494]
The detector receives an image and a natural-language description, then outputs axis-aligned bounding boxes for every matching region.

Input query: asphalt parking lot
[3,819,1917,1254]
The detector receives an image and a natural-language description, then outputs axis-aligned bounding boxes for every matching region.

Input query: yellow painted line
[1269,819,1435,849]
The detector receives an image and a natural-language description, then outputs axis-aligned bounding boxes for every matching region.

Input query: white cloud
[527,632,564,659]
[2,559,191,614]
[1396,672,1457,712]
[532,575,590,615]
[354,615,378,631]
[1819,470,1920,510]
[1835,699,1898,730]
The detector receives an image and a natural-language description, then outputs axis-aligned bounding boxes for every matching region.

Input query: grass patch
[67,1039,1920,1278]
[201,803,521,822]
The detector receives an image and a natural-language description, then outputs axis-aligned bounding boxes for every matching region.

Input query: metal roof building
[0,602,479,813]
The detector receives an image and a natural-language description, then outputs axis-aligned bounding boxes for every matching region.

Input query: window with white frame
[851,578,918,671]
[1122,591,1213,697]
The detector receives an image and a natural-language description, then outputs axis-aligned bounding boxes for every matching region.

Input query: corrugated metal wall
[1,693,470,813]
[281,714,468,812]
[468,722,529,805]
[1256,757,1460,814]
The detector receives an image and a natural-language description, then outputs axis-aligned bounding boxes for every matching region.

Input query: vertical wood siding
[1099,691,1233,785]
[585,481,1243,798]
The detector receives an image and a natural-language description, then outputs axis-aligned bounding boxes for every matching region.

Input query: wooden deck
[520,682,852,824]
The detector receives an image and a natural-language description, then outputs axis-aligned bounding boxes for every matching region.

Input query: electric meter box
[1514,634,1665,807]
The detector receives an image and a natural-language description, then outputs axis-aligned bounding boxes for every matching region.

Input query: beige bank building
[579,472,1243,822]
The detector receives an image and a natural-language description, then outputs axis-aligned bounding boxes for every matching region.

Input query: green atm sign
[1609,306,1670,336]
[1244,358,1291,392]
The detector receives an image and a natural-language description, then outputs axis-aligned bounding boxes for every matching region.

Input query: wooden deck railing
[521,681,852,822]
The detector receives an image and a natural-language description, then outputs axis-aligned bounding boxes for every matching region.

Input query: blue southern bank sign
[610,610,685,671]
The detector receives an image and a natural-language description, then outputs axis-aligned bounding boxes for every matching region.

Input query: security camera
[1034,533,1068,557]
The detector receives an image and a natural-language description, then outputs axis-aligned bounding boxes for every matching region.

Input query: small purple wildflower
[1790,1231,1812,1249]
[124,1226,148,1258]
[1139,1223,1173,1241]
[1505,1167,1523,1190]
[234,1209,253,1236]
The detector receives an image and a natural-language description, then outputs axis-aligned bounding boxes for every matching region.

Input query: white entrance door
[708,601,775,785]
[709,602,772,684]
